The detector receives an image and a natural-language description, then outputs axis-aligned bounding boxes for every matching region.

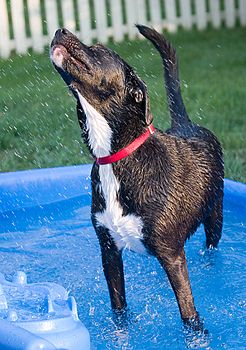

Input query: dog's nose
[52,28,71,47]
[61,28,69,35]
[54,28,70,40]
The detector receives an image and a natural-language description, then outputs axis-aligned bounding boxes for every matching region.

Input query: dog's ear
[127,70,153,125]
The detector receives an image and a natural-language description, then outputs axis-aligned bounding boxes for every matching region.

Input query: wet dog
[50,25,223,328]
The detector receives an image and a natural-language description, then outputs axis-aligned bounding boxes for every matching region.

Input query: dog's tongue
[51,45,70,68]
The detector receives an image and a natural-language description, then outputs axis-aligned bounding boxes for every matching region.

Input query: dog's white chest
[76,91,146,253]
[95,165,146,254]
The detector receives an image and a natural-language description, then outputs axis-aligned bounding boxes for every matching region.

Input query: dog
[50,25,224,329]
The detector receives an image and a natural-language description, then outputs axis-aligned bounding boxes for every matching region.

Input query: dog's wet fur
[50,25,224,329]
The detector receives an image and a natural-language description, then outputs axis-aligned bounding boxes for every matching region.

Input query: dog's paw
[182,316,210,348]
[184,328,210,349]
[183,314,208,333]
[112,307,129,329]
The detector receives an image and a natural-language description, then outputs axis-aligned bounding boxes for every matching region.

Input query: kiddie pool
[0,164,245,350]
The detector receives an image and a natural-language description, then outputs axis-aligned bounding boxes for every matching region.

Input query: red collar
[96,124,155,165]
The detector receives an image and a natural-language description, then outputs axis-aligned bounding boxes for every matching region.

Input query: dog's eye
[95,81,116,100]
[100,77,107,87]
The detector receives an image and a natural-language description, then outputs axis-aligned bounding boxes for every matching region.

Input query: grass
[0,27,245,182]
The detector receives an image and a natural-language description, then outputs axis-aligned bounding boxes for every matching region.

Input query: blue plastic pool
[0,165,245,349]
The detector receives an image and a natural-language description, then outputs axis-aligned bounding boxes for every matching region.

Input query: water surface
[0,193,245,349]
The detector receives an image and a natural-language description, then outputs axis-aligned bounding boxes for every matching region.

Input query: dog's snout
[52,28,73,48]
[54,28,70,41]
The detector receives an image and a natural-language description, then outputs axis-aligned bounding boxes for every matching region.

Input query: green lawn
[0,27,245,182]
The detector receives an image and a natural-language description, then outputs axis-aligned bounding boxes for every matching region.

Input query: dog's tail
[136,25,190,128]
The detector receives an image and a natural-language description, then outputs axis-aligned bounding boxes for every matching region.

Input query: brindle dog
[50,25,223,330]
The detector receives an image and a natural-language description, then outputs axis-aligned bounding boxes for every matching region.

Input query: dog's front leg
[96,226,127,311]
[157,248,201,329]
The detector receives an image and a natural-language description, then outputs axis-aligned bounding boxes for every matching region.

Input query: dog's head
[50,29,153,156]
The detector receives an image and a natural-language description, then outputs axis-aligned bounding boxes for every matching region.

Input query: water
[0,195,245,349]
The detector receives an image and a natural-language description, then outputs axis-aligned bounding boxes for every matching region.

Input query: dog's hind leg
[157,248,201,327]
[96,226,127,311]
[204,197,223,249]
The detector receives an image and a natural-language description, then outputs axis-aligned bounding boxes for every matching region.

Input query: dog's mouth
[51,44,91,72]
[50,29,93,88]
